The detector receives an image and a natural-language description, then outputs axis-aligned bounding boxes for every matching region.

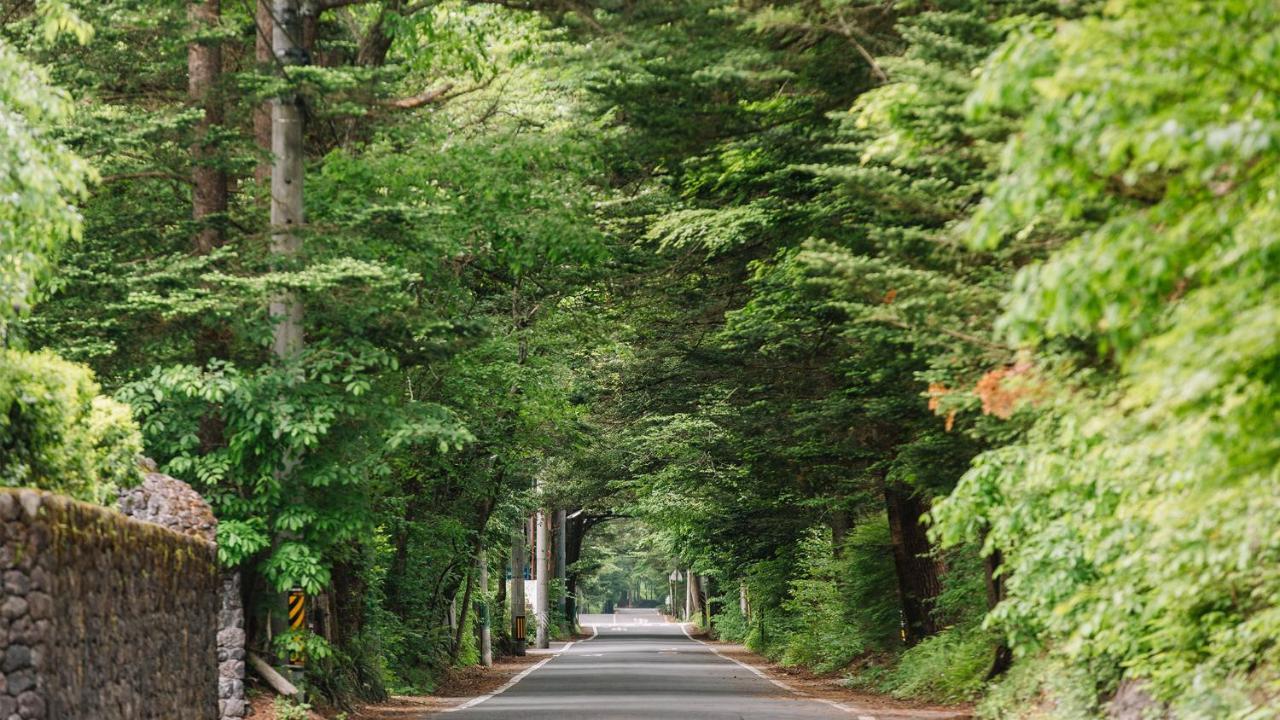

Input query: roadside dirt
[345,652,544,720]
[246,692,328,719]
[698,634,974,720]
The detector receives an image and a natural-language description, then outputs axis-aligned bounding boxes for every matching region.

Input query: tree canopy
[2,0,1277,716]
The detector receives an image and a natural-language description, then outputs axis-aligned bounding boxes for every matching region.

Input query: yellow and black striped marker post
[288,588,306,667]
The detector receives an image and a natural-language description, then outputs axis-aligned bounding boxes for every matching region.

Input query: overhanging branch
[376,76,495,111]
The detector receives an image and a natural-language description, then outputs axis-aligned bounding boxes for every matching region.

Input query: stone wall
[119,462,246,719]
[0,488,221,720]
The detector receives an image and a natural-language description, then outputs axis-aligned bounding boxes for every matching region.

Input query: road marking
[678,623,867,718]
[445,656,553,713]
[446,625,598,713]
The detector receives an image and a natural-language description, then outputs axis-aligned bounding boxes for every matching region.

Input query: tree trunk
[509,526,526,655]
[883,482,942,645]
[449,561,475,665]
[493,553,508,650]
[534,508,550,649]
[984,546,1013,678]
[554,509,566,617]
[355,0,402,67]
[699,574,710,629]
[189,0,226,256]
[564,512,585,626]
[478,550,493,667]
[687,571,705,622]
[254,0,272,186]
[686,568,696,620]
[188,0,230,451]
[830,508,851,558]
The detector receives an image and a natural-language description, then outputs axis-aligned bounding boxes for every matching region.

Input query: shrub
[774,520,901,673]
[273,696,313,720]
[0,348,142,503]
[881,625,993,702]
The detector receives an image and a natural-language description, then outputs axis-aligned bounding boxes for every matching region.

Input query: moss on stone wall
[1,488,220,720]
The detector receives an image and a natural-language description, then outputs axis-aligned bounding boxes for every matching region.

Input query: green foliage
[976,655,1102,720]
[778,523,900,672]
[575,520,670,612]
[0,349,142,503]
[272,696,314,720]
[273,628,334,666]
[933,0,1280,715]
[9,0,1277,714]
[0,28,141,507]
[7,0,607,698]
[898,626,993,702]
[0,39,90,328]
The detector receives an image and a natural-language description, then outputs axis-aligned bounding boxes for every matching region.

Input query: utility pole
[268,0,305,667]
[554,509,566,623]
[509,528,526,655]
[270,0,304,358]
[478,550,492,667]
[534,508,550,649]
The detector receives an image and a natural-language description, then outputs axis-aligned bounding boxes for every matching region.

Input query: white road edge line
[445,623,599,713]
[445,656,552,713]
[678,623,868,718]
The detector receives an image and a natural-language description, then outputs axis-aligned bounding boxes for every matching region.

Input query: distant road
[443,608,866,719]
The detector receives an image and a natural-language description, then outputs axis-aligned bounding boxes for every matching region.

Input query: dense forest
[2,0,1277,717]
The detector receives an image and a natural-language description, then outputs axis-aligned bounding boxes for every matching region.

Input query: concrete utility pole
[510,528,526,655]
[270,0,304,357]
[268,0,305,663]
[535,509,550,649]
[478,550,492,667]
[554,509,567,621]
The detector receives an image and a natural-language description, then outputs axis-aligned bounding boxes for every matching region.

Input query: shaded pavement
[444,609,909,720]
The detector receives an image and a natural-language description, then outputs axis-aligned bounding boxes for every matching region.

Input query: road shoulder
[344,650,546,719]
[681,627,973,720]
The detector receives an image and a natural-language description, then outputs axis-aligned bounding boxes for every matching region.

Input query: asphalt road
[444,608,859,720]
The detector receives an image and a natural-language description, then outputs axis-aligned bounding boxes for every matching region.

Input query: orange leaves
[927,382,949,411]
[927,383,957,431]
[927,358,1044,431]
[975,359,1041,419]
